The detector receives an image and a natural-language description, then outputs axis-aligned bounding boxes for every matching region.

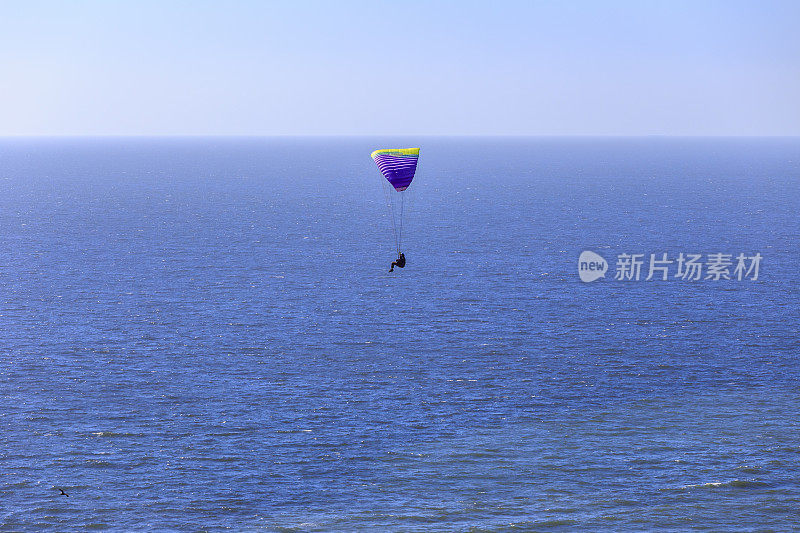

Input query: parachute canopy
[370,148,420,192]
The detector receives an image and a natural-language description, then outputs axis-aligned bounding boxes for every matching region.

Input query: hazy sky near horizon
[1,0,798,136]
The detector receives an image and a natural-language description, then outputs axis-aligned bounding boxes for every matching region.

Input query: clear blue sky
[1,0,798,136]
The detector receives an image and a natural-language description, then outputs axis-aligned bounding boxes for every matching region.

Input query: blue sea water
[1,137,799,531]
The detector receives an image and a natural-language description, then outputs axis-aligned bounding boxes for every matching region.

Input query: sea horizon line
[0,134,798,140]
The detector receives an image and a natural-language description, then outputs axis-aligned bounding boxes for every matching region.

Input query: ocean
[2,137,799,531]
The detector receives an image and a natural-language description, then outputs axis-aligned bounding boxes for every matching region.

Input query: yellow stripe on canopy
[370,148,420,160]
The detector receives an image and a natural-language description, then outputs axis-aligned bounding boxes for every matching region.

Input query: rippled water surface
[2,138,799,531]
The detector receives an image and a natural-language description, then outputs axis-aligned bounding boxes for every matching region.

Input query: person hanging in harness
[389,252,406,272]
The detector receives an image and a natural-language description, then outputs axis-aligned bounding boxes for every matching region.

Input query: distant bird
[59,489,69,497]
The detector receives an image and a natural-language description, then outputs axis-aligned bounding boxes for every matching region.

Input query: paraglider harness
[390,252,406,272]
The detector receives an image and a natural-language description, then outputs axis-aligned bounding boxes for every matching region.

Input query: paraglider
[389,252,405,272]
[370,148,419,272]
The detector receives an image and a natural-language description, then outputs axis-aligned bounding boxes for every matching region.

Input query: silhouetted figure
[389,252,406,272]
[59,489,69,497]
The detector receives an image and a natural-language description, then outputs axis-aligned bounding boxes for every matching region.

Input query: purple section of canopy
[373,154,418,191]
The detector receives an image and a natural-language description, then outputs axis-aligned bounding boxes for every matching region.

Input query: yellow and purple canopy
[370,148,419,192]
